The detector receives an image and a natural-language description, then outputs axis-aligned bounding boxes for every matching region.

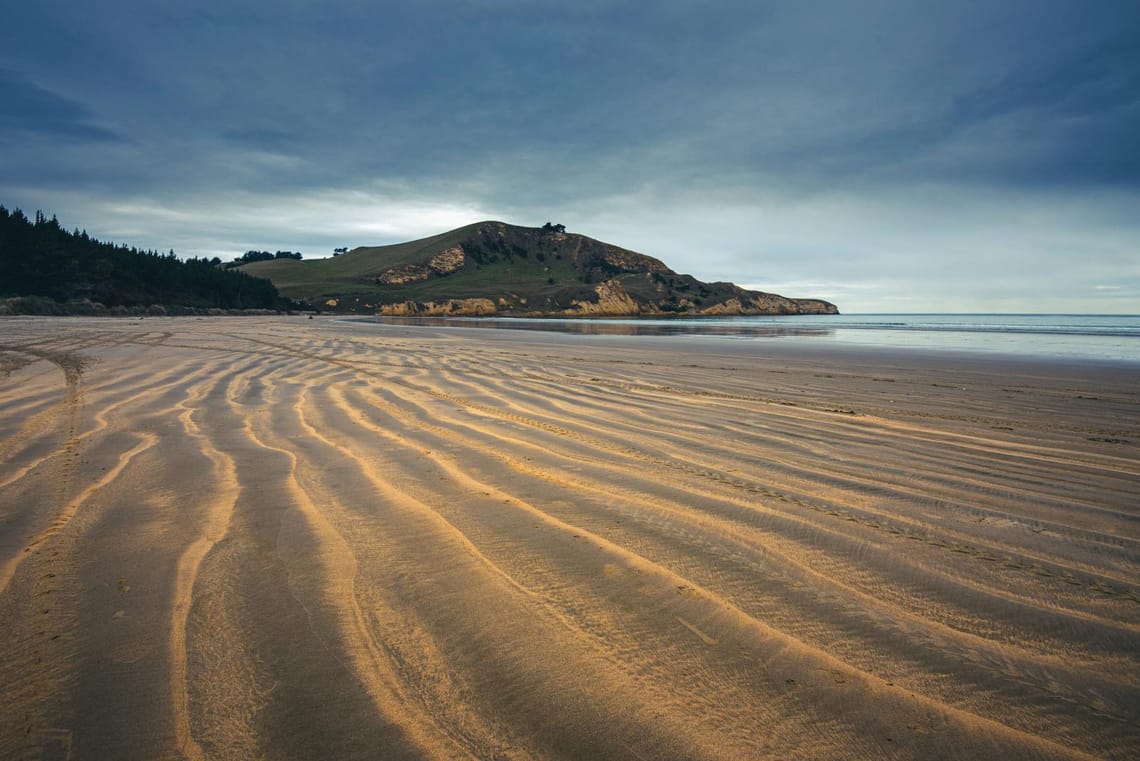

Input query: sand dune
[0,316,1137,760]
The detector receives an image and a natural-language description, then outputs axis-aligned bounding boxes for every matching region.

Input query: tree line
[222,249,303,268]
[0,206,288,312]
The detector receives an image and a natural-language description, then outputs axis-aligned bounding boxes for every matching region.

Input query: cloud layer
[2,0,1137,311]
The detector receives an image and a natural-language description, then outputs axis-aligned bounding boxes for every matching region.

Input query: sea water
[373,314,1140,364]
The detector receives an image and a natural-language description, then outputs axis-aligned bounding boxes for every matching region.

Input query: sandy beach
[0,316,1137,760]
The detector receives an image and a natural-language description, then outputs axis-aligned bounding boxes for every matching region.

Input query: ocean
[371,314,1140,364]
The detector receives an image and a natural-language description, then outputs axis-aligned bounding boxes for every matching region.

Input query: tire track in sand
[0,432,158,597]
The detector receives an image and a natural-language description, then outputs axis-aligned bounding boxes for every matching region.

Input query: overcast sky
[2,1,1137,312]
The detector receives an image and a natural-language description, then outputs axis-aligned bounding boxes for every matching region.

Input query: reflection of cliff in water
[368,316,834,339]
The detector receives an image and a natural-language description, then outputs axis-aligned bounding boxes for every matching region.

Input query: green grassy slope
[240,222,488,296]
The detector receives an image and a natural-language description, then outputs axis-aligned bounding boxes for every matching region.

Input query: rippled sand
[1,316,1137,760]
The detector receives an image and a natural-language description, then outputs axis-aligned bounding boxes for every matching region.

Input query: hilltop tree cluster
[0,206,287,312]
[223,249,303,268]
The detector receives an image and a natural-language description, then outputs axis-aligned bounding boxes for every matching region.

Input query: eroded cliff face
[376,264,431,285]
[428,247,465,275]
[378,298,497,316]
[596,246,670,276]
[569,280,642,315]
[376,247,466,285]
[373,288,839,318]
[546,278,839,317]
[700,293,802,315]
[372,278,840,318]
[698,298,747,315]
[793,299,840,314]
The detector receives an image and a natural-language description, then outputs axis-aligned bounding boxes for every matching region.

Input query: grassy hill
[241,221,838,316]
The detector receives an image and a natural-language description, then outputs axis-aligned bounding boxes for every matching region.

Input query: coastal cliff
[243,221,839,316]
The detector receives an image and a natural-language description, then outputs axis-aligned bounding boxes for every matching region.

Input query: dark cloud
[954,38,1139,121]
[9,1,1131,195]
[0,69,123,143]
[1,0,1137,311]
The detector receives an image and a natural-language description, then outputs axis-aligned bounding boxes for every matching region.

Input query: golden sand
[0,316,1137,759]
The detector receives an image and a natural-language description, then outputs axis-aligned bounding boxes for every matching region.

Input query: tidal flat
[1,316,1137,760]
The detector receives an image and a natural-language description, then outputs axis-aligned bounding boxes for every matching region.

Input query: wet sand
[1,316,1137,760]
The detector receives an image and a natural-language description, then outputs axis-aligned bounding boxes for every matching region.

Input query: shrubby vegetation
[0,206,288,313]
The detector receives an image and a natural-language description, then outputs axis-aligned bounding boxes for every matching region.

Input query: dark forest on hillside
[0,206,287,313]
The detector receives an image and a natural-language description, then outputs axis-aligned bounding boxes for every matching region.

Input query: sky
[2,0,1138,313]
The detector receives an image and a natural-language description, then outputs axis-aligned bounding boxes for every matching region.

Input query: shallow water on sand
[371,314,1140,363]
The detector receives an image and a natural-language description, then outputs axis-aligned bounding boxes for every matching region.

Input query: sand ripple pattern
[1,317,1138,760]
